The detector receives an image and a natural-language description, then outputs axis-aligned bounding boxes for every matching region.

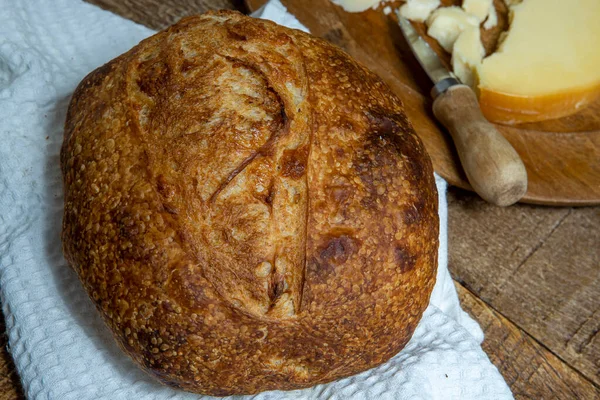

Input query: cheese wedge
[426,6,480,53]
[477,0,600,123]
[399,0,441,23]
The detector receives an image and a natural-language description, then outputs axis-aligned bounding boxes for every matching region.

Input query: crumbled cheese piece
[426,6,480,52]
[399,0,441,23]
[483,4,498,29]
[383,5,392,15]
[452,26,485,87]
[330,0,381,12]
[462,0,492,22]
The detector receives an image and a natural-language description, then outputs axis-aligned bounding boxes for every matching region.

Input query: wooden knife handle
[433,84,528,206]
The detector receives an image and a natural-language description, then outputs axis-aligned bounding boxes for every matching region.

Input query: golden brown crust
[61,11,438,396]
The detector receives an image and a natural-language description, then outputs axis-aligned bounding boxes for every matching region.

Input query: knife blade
[398,17,528,206]
[398,17,460,98]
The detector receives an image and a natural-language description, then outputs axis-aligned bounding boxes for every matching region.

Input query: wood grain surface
[0,1,598,399]
[88,0,247,30]
[448,188,600,387]
[247,0,600,206]
[456,281,600,399]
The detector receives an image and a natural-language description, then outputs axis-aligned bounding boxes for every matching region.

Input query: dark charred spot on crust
[339,116,358,132]
[366,110,397,137]
[281,145,309,179]
[365,109,425,181]
[319,235,358,266]
[226,28,248,41]
[308,233,360,283]
[264,182,275,206]
[352,111,421,209]
[91,100,108,121]
[404,198,425,225]
[307,256,333,281]
[352,110,429,213]
[407,156,424,181]
[161,300,175,313]
[353,149,384,210]
[162,203,179,215]
[353,152,375,192]
[365,110,415,151]
[180,59,196,73]
[118,218,138,240]
[169,270,212,309]
[269,274,286,303]
[173,333,188,347]
[330,186,351,204]
[156,175,180,214]
[156,175,175,199]
[115,210,140,245]
[262,86,288,141]
[360,196,376,210]
[137,58,170,98]
[404,206,418,225]
[395,243,417,273]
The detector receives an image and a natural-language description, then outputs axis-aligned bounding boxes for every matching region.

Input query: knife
[398,18,527,206]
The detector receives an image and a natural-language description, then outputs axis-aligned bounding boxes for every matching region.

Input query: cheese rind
[426,6,480,52]
[479,84,600,124]
[477,0,600,123]
[399,0,441,22]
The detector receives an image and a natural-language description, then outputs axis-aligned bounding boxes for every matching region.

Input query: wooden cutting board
[246,0,600,206]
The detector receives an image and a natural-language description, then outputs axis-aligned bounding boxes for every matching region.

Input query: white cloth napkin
[0,0,512,398]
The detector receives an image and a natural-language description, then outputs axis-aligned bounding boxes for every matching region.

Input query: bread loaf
[61,11,438,396]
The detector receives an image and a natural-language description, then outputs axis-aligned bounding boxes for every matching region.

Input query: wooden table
[1,1,598,399]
